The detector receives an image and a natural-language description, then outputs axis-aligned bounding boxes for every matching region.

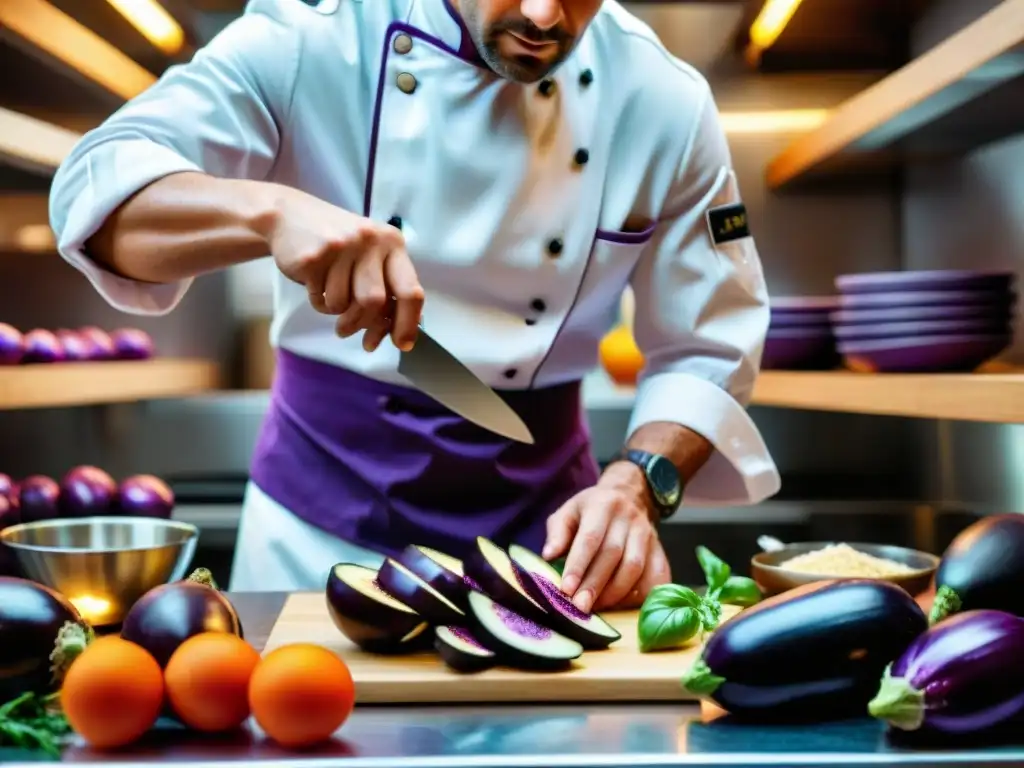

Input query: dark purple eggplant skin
[0,577,91,701]
[513,563,620,650]
[121,580,242,668]
[377,557,466,626]
[325,564,432,654]
[396,545,469,611]
[463,537,549,625]
[434,627,495,673]
[682,579,928,721]
[869,609,1024,734]
[930,514,1024,624]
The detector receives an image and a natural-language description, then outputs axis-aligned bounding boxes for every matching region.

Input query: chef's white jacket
[49,0,780,506]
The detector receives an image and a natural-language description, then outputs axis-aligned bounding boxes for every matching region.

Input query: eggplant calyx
[928,585,962,625]
[681,659,725,697]
[49,621,94,684]
[867,673,926,731]
[187,567,219,590]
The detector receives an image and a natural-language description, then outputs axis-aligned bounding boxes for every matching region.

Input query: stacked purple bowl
[831,270,1017,373]
[764,297,841,370]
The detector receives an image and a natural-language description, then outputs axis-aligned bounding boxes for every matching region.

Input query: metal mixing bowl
[0,516,199,626]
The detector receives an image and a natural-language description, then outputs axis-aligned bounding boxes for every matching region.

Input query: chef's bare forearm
[599,422,713,513]
[85,172,279,284]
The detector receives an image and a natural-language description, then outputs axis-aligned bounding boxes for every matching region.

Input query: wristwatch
[608,449,683,521]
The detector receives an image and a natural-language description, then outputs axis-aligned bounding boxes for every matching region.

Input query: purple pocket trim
[594,222,657,245]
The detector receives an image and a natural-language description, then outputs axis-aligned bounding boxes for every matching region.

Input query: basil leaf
[696,546,731,594]
[637,584,704,652]
[718,575,762,607]
[697,597,723,631]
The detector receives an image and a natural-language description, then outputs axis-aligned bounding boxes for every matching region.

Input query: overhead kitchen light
[0,106,82,172]
[746,0,806,65]
[0,0,157,101]
[720,109,830,135]
[104,0,185,56]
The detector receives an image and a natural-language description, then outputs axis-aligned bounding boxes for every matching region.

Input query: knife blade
[398,326,535,445]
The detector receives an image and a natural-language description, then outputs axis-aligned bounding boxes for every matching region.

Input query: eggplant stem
[681,658,725,696]
[867,670,926,731]
[187,567,219,590]
[928,585,962,625]
[48,621,94,685]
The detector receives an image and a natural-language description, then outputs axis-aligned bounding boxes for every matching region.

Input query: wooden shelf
[767,0,1024,189]
[752,369,1024,424]
[0,359,222,410]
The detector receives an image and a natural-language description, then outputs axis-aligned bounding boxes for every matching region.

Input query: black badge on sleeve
[705,202,750,246]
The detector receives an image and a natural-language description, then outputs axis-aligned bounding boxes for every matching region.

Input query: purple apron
[249,350,599,560]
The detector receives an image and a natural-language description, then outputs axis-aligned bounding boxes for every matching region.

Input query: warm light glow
[105,0,184,56]
[720,109,830,135]
[0,106,82,170]
[70,594,114,623]
[747,0,806,63]
[15,225,57,252]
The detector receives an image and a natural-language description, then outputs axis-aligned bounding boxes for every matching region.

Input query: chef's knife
[398,326,535,445]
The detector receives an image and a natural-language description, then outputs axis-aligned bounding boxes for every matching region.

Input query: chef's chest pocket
[588,222,658,301]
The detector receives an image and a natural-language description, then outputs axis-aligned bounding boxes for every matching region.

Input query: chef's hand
[542,464,671,613]
[266,186,424,352]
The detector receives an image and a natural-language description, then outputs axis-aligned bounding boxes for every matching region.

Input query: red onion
[117,474,174,518]
[18,475,60,523]
[21,329,64,364]
[0,323,24,365]
[59,466,118,518]
[56,330,91,362]
[77,327,116,361]
[110,328,155,360]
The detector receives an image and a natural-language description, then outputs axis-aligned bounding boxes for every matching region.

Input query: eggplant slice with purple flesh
[326,563,431,654]
[869,609,1024,734]
[464,537,549,624]
[434,625,496,673]
[929,514,1024,624]
[509,544,621,650]
[682,579,928,721]
[377,557,466,626]
[396,544,470,611]
[466,590,583,671]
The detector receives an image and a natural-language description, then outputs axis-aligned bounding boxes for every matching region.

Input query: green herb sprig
[0,692,71,758]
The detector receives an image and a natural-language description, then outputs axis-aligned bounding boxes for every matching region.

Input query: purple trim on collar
[362,21,489,218]
[441,0,485,65]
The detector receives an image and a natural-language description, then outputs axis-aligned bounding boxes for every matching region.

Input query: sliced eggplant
[377,557,466,626]
[396,544,469,611]
[464,537,548,624]
[466,589,582,671]
[682,579,928,721]
[434,625,496,673]
[325,563,431,654]
[509,544,621,650]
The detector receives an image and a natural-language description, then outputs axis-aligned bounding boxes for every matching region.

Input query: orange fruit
[60,636,164,749]
[599,324,644,385]
[165,632,261,732]
[249,643,355,748]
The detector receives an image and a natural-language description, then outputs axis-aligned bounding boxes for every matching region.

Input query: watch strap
[608,448,681,521]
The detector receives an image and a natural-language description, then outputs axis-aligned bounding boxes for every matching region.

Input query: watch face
[646,455,681,507]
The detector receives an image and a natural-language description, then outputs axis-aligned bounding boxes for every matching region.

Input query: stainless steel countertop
[5,704,1024,767]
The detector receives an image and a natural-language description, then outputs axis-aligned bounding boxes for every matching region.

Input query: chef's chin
[481,41,568,83]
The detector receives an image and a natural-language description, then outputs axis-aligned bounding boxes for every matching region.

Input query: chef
[49,0,780,612]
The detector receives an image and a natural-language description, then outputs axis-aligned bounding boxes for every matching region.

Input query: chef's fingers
[361,315,392,353]
[350,246,389,321]
[336,303,366,338]
[384,248,424,352]
[634,537,672,598]
[572,514,631,613]
[322,256,354,315]
[543,498,580,562]
[304,260,332,314]
[560,502,612,598]
[592,522,652,611]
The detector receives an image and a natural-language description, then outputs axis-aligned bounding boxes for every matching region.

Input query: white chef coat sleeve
[48,2,300,316]
[626,87,780,506]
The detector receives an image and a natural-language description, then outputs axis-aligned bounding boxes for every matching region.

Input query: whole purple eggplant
[869,609,1024,734]
[682,579,927,721]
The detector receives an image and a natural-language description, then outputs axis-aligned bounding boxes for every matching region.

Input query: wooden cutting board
[262,592,741,704]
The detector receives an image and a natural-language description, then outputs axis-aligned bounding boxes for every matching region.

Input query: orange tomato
[60,636,164,749]
[599,324,644,385]
[249,643,355,748]
[164,632,261,732]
